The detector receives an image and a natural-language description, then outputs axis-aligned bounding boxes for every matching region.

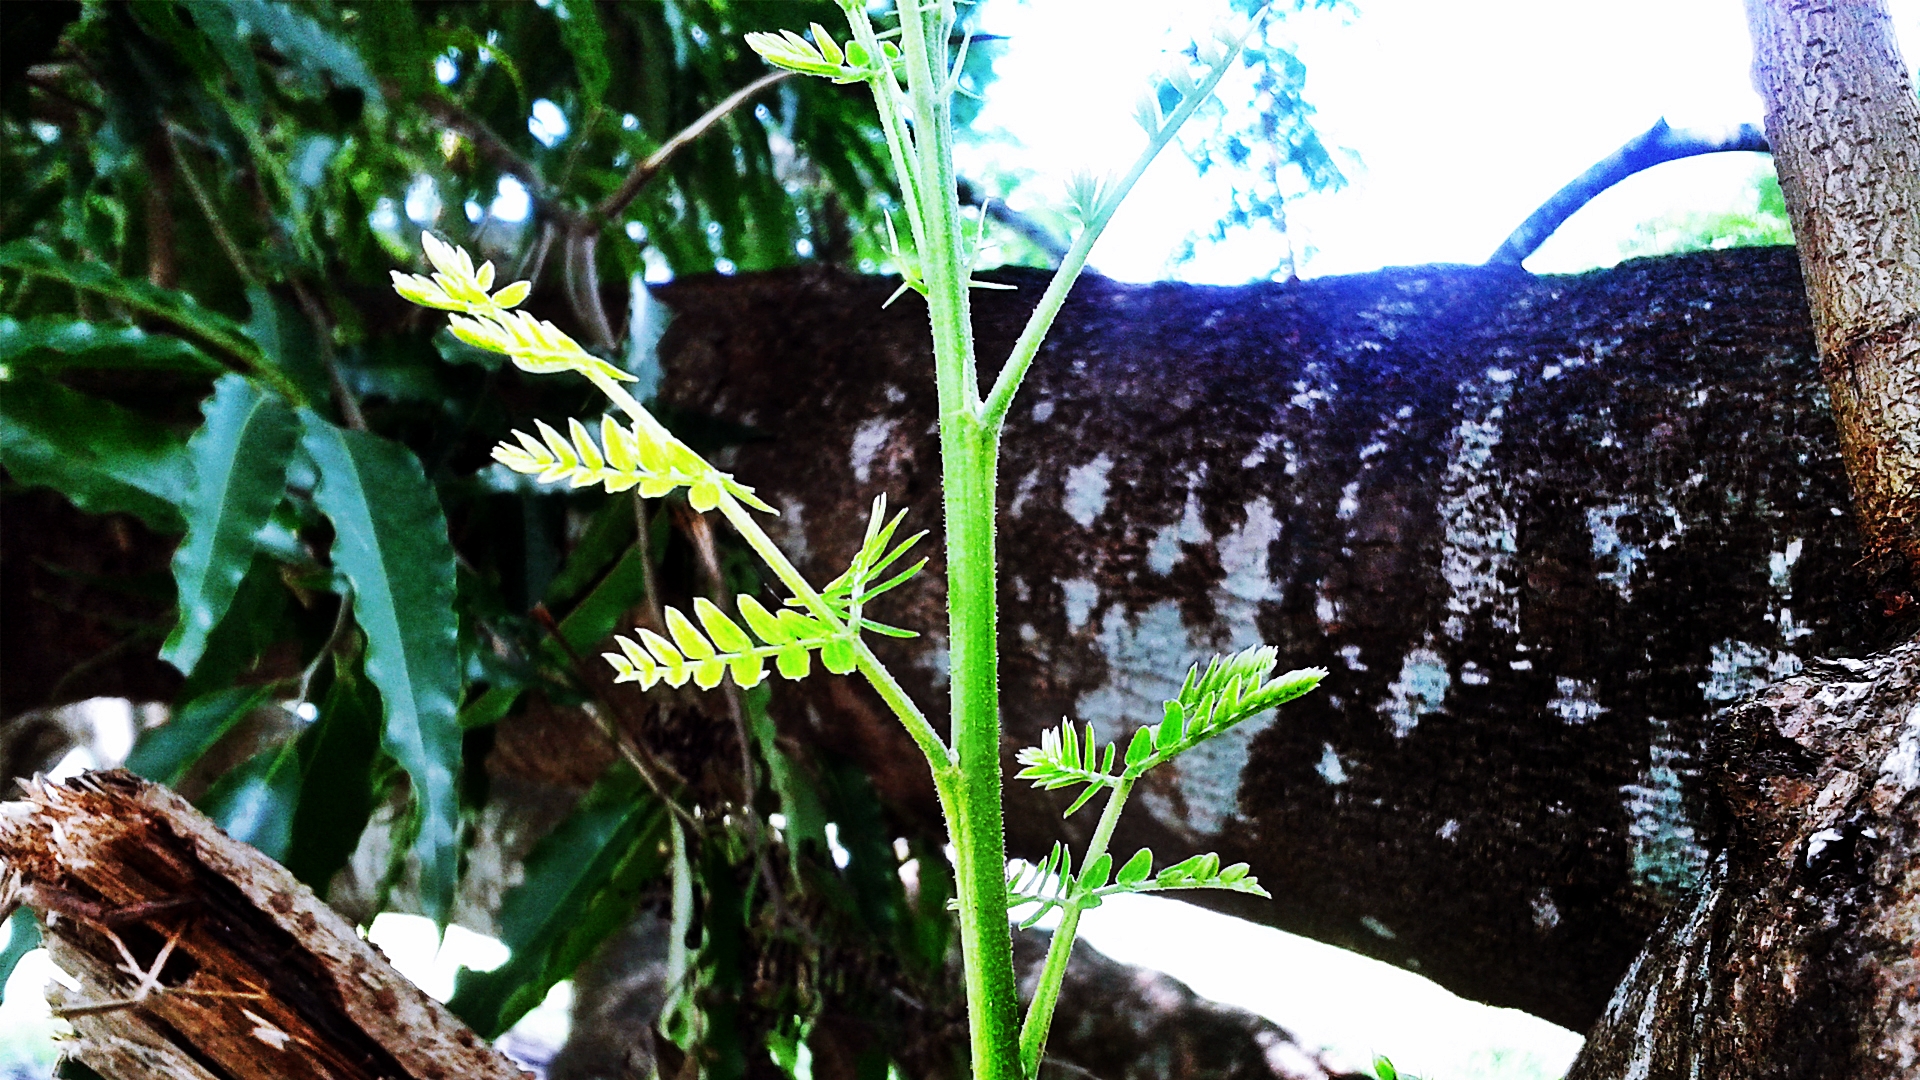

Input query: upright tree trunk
[1566,6,1920,1075]
[1747,0,1920,591]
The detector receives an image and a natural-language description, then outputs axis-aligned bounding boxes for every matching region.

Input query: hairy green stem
[892,4,1025,1077]
[1017,776,1134,1075]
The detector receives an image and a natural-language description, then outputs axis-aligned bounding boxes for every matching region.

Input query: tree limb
[1487,118,1769,267]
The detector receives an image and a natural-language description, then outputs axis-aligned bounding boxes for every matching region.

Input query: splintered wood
[0,770,528,1080]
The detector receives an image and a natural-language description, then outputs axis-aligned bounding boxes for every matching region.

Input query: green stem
[895,4,1021,1077]
[1017,775,1133,1075]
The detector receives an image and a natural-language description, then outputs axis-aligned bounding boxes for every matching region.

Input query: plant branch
[163,126,262,290]
[981,14,1267,433]
[592,70,794,225]
[1018,776,1134,1075]
[581,368,953,775]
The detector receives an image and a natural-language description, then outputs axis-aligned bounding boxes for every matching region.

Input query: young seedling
[394,3,1323,1077]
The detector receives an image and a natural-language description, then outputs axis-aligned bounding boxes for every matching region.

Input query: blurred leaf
[200,741,303,861]
[224,0,386,116]
[243,286,333,417]
[284,652,384,893]
[301,411,463,924]
[0,316,222,374]
[177,554,293,702]
[448,761,667,1038]
[0,909,42,1005]
[0,242,263,374]
[126,684,271,786]
[162,375,298,674]
[0,375,189,530]
[553,0,610,117]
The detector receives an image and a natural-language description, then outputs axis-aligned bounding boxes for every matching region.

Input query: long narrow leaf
[447,763,667,1038]
[0,316,221,374]
[0,242,263,372]
[161,375,297,674]
[0,376,190,531]
[301,412,462,923]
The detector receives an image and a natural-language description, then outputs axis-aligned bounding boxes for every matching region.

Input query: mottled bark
[656,247,1889,1031]
[0,771,526,1080]
[1567,640,1920,1079]
[1747,0,1920,585]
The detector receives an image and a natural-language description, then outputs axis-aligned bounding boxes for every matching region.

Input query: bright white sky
[967,0,1920,281]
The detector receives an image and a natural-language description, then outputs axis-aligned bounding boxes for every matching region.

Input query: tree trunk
[1566,640,1920,1078]
[1746,0,1920,591]
[653,246,1892,1032]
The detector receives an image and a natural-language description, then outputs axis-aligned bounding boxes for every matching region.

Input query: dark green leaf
[0,375,189,530]
[243,287,333,416]
[126,684,272,786]
[284,652,384,893]
[553,0,610,115]
[0,316,221,374]
[448,763,667,1038]
[224,0,386,115]
[161,376,297,674]
[199,742,302,862]
[0,242,264,378]
[301,411,462,923]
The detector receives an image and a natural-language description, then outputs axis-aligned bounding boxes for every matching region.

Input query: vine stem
[1018,776,1133,1074]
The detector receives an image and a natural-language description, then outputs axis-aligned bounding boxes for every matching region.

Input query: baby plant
[394,2,1323,1077]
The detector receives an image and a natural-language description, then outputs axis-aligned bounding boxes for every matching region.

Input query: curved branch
[1487,118,1770,267]
[591,70,793,226]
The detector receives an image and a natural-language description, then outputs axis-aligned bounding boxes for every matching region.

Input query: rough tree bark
[0,771,527,1079]
[652,245,1891,1033]
[1557,5,1920,1075]
[1747,0,1920,589]
[1567,641,1920,1078]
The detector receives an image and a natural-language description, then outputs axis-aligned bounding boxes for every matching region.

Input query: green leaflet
[162,376,298,674]
[301,412,463,924]
[125,684,272,786]
[447,763,667,1038]
[0,376,190,531]
[0,242,265,378]
[0,316,221,374]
